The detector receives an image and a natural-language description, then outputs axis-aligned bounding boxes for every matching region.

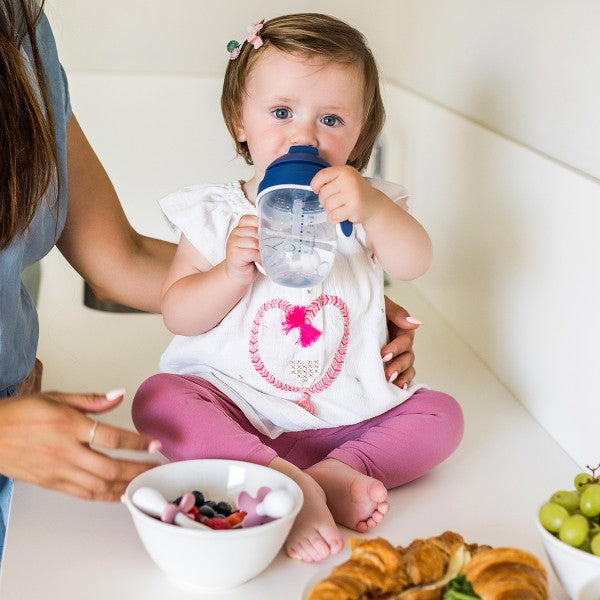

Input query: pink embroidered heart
[248,295,350,397]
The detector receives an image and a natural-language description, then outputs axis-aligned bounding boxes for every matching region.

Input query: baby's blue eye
[273,108,290,119]
[321,115,340,127]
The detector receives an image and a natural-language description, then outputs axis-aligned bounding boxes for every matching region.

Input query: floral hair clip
[227,18,265,60]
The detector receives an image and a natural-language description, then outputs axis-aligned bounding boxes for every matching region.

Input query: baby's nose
[290,123,317,148]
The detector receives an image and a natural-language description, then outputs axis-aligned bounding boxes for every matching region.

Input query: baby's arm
[312,166,432,280]
[161,214,259,335]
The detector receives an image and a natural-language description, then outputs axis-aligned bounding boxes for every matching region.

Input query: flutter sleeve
[158,184,247,266]
[369,178,410,210]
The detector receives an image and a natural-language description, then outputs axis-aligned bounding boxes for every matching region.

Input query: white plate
[300,567,333,600]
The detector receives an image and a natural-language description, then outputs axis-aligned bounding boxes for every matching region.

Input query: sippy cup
[256,145,353,288]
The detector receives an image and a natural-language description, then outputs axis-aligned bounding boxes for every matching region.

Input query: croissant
[306,537,407,600]
[306,532,549,600]
[306,532,467,600]
[462,547,548,600]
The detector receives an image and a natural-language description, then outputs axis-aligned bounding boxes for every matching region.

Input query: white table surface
[0,284,577,598]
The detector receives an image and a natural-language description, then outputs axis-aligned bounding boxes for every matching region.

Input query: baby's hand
[225,214,260,285]
[311,166,385,226]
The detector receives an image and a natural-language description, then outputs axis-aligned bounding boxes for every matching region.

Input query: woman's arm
[56,115,175,313]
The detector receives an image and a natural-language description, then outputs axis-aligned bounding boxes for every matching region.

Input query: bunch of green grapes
[539,464,600,555]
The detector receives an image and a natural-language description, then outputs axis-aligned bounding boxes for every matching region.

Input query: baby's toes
[367,480,388,503]
[355,520,369,533]
[371,510,385,524]
[328,533,344,554]
[287,542,312,563]
[305,533,331,561]
[377,501,389,515]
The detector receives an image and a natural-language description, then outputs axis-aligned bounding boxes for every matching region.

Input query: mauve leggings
[132,374,464,489]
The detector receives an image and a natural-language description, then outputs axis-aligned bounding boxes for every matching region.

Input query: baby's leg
[132,374,343,562]
[307,390,463,532]
[268,457,344,563]
[132,374,274,463]
[306,459,389,533]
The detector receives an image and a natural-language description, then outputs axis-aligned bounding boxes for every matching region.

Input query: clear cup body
[258,185,337,288]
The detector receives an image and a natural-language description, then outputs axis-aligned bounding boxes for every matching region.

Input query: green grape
[550,490,580,512]
[539,502,569,533]
[591,532,600,556]
[580,484,600,517]
[559,514,590,547]
[575,472,596,493]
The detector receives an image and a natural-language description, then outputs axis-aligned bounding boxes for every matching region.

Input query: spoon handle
[173,512,212,530]
[132,487,211,530]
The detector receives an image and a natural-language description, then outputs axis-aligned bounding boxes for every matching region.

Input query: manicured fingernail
[382,352,393,362]
[120,494,127,504]
[402,383,408,391]
[105,388,126,401]
[406,317,422,325]
[148,440,162,453]
[388,371,399,383]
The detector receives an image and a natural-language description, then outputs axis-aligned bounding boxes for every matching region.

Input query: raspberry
[186,506,199,518]
[226,511,247,528]
[204,518,232,530]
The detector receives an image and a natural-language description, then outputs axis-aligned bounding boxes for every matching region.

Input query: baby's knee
[431,392,464,461]
[410,389,465,453]
[132,373,178,431]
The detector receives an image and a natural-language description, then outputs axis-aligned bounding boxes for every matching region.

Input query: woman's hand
[381,296,421,388]
[0,390,160,501]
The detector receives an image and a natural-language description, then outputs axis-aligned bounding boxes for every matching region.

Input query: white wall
[41,1,600,465]
[375,1,600,469]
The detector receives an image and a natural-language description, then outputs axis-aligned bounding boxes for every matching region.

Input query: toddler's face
[235,47,364,184]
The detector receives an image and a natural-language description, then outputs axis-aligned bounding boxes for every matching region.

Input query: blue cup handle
[338,220,353,237]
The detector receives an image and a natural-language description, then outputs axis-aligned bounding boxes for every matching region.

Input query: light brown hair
[0,0,58,249]
[221,13,385,172]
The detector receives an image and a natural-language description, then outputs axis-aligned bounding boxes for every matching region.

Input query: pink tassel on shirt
[296,391,316,415]
[281,305,322,347]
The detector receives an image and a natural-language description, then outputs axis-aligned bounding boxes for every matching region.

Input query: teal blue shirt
[0,11,71,396]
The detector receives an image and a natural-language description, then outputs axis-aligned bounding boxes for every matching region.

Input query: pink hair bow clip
[246,19,264,49]
[227,18,265,60]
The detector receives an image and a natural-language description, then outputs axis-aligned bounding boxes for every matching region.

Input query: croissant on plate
[306,531,548,600]
[461,546,548,600]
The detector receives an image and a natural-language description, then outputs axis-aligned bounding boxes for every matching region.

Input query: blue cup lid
[256,146,353,237]
[257,146,330,194]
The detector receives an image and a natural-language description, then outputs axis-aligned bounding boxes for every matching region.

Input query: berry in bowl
[123,459,303,592]
[537,464,600,599]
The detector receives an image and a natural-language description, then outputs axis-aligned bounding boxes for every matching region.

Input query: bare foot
[269,458,345,563]
[306,459,389,533]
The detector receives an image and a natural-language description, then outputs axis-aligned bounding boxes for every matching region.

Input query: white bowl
[536,517,600,599]
[124,459,303,592]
